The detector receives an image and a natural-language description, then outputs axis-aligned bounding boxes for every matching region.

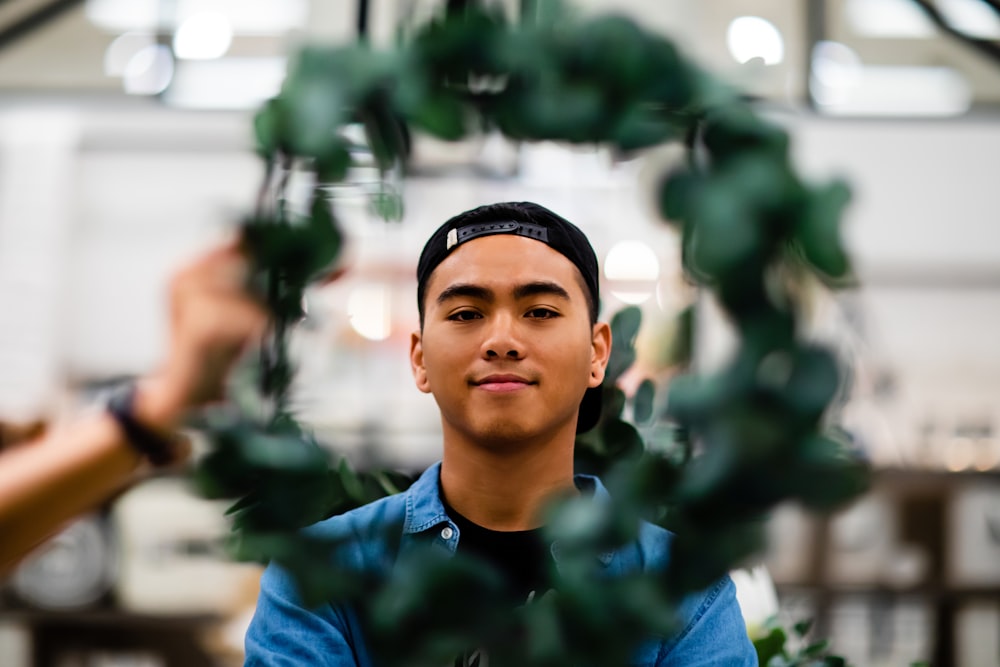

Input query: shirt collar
[402,461,614,566]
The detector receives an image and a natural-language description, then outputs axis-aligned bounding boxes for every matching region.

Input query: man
[245,202,757,665]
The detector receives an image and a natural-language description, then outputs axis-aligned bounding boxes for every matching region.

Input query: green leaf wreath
[193,2,871,665]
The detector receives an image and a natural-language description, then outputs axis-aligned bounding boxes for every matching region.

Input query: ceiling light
[727,16,785,66]
[810,41,864,107]
[122,45,174,95]
[104,31,155,77]
[605,240,660,305]
[173,12,233,60]
[939,0,1000,39]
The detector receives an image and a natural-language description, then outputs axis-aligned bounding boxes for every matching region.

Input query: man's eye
[526,308,558,319]
[448,310,481,321]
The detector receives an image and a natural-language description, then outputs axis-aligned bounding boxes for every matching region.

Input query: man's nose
[481,314,524,360]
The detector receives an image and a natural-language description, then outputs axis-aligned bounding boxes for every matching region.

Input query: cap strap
[446,221,549,250]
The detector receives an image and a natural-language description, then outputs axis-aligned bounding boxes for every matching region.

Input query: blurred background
[0,0,999,665]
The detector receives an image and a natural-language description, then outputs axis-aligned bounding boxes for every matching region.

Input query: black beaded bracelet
[106,384,178,467]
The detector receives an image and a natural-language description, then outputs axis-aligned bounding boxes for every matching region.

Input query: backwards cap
[416,201,603,434]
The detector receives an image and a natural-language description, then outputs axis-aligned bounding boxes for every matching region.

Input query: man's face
[410,234,610,449]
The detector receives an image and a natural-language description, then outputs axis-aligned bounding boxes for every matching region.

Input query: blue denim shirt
[245,463,757,666]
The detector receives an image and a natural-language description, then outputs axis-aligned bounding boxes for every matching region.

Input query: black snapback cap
[416,202,603,434]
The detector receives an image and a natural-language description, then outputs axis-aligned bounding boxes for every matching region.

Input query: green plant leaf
[753,626,787,665]
[795,179,852,281]
[687,184,762,281]
[633,379,656,424]
[315,140,353,182]
[791,435,871,511]
[659,168,703,226]
[601,418,645,461]
[612,106,681,153]
[409,91,469,140]
[702,104,788,165]
[253,98,281,158]
[803,639,830,656]
[280,72,347,158]
[793,618,813,637]
[606,306,642,384]
[664,373,727,424]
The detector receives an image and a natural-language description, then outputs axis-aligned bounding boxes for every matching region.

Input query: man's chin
[468,415,581,451]
[470,420,539,450]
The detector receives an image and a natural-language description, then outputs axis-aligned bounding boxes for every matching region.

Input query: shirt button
[440,526,454,540]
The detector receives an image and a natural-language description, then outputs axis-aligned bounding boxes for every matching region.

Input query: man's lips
[473,374,536,393]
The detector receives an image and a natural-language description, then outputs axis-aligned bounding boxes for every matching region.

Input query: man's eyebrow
[513,281,571,301]
[436,283,494,305]
[435,281,572,305]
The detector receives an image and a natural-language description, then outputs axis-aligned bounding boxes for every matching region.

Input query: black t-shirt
[444,501,552,605]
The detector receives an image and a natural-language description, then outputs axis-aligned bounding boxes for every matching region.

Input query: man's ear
[410,331,432,393]
[589,321,612,388]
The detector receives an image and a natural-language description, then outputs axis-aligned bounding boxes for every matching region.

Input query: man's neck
[439,431,578,532]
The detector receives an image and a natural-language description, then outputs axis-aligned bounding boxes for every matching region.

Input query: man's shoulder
[305,489,410,541]
[618,519,674,572]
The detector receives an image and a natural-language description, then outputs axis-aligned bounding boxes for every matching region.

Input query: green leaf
[702,104,788,165]
[641,37,698,109]
[665,373,727,424]
[659,168,703,225]
[791,435,871,511]
[241,431,329,472]
[803,639,830,656]
[572,16,648,91]
[253,98,281,158]
[409,92,468,141]
[600,418,645,460]
[687,184,762,281]
[667,305,695,367]
[338,458,365,501]
[603,386,627,422]
[793,618,813,638]
[361,98,410,171]
[612,305,642,347]
[795,179,852,281]
[606,306,642,384]
[612,105,682,153]
[778,346,841,420]
[633,379,656,424]
[306,194,344,274]
[280,75,346,158]
[410,5,509,78]
[241,195,343,291]
[523,81,609,142]
[315,140,352,182]
[753,626,787,665]
[667,520,767,593]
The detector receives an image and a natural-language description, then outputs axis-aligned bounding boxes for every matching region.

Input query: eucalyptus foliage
[194,2,870,665]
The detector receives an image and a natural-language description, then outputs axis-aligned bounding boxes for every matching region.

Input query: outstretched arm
[0,243,266,574]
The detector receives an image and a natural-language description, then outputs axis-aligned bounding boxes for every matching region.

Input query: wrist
[132,376,186,431]
[107,383,188,468]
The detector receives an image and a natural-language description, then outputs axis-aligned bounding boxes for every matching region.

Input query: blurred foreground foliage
[753,618,848,667]
[193,1,870,664]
